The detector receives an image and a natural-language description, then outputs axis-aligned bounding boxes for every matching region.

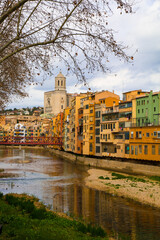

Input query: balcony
[102,107,119,114]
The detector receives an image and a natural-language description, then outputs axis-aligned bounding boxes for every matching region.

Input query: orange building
[129,126,160,161]
[77,107,83,154]
[62,107,70,151]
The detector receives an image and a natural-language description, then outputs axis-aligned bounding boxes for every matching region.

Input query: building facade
[44,72,73,116]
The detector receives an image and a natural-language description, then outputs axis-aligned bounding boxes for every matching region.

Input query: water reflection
[0,147,160,240]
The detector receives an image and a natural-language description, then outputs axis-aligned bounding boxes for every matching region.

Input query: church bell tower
[55,72,66,91]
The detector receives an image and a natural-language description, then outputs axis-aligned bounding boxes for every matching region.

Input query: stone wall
[48,148,160,177]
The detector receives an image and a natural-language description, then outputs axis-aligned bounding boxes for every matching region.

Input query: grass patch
[111,172,148,183]
[149,176,160,182]
[98,176,110,180]
[0,193,107,240]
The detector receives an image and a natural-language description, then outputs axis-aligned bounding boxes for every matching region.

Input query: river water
[0,147,160,240]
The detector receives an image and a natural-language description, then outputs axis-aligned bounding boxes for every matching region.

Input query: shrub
[0,192,3,199]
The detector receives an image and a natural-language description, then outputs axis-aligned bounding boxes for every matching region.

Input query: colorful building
[132,91,160,127]
[129,126,160,161]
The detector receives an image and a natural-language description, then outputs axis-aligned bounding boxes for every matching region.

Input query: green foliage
[98,176,110,180]
[5,194,35,213]
[0,192,3,199]
[149,176,160,182]
[76,222,106,238]
[0,194,107,240]
[111,172,148,183]
[99,176,105,179]
[111,172,128,180]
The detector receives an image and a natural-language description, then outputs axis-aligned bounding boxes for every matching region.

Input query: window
[90,109,93,113]
[131,145,134,155]
[61,105,63,109]
[96,146,100,153]
[136,131,138,138]
[154,131,157,137]
[125,144,129,154]
[159,145,160,155]
[152,145,155,155]
[139,131,142,138]
[101,124,104,131]
[90,126,93,130]
[135,146,138,155]
[95,128,100,135]
[95,111,100,118]
[138,109,140,114]
[153,99,155,103]
[96,137,100,143]
[142,109,144,113]
[89,143,93,152]
[158,132,160,138]
[146,132,149,137]
[131,131,133,138]
[58,80,59,86]
[125,132,129,139]
[108,134,110,139]
[89,135,93,140]
[144,145,148,155]
[95,120,100,126]
[103,145,108,152]
[154,107,156,112]
[139,145,142,154]
[85,105,89,109]
[61,80,63,86]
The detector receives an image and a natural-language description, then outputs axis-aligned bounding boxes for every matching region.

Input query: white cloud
[8,85,44,108]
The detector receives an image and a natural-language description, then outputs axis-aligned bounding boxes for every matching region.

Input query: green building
[133,91,160,127]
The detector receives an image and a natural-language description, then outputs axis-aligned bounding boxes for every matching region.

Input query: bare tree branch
[0,0,133,108]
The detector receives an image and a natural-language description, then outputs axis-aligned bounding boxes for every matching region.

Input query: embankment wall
[47,148,160,177]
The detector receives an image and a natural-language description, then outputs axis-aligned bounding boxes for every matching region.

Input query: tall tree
[0,0,133,108]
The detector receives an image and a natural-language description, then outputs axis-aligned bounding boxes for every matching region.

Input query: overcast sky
[7,0,160,109]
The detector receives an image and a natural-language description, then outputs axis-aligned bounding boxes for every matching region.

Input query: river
[0,147,160,240]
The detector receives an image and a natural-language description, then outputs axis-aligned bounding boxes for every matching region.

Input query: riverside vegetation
[85,169,160,209]
[0,193,107,240]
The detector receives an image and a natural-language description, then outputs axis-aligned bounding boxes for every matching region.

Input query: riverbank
[47,148,160,208]
[47,148,160,177]
[0,193,109,240]
[85,168,160,209]
[3,146,160,209]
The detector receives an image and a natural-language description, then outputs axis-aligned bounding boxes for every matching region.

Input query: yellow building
[67,94,87,153]
[129,126,160,161]
[100,90,146,159]
[122,90,148,102]
[82,91,120,155]
[62,107,70,151]
[82,95,95,155]
[101,105,119,157]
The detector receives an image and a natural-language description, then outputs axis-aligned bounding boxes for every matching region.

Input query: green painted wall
[136,92,160,126]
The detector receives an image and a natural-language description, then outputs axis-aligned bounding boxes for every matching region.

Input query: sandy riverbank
[85,169,160,209]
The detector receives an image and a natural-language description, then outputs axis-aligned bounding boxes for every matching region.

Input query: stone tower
[44,72,69,116]
[55,72,66,91]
